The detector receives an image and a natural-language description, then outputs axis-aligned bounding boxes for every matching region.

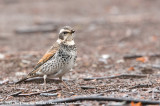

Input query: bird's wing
[28,42,60,76]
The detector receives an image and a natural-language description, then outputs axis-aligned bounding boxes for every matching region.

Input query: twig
[15,77,61,84]
[37,96,160,105]
[129,84,152,89]
[40,93,58,96]
[10,91,22,96]
[149,90,160,93]
[14,77,73,84]
[149,54,160,58]
[18,92,41,96]
[135,64,160,70]
[15,25,57,34]
[16,88,60,96]
[2,91,22,102]
[151,65,160,69]
[83,74,147,81]
[80,86,96,89]
[123,53,160,60]
[25,77,61,82]
[24,77,72,83]
[123,55,143,59]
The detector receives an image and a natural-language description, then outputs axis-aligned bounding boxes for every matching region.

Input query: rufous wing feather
[29,42,60,74]
[16,42,60,84]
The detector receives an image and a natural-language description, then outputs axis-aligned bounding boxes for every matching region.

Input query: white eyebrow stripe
[59,29,69,33]
[59,29,65,34]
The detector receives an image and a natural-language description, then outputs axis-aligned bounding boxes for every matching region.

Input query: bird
[16,26,77,89]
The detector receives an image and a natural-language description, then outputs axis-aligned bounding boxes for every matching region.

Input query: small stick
[80,86,96,89]
[123,54,160,60]
[37,96,160,105]
[24,77,61,82]
[123,55,143,59]
[2,91,22,101]
[129,84,152,89]
[18,77,72,83]
[15,77,62,84]
[151,65,160,69]
[10,91,22,96]
[40,93,58,96]
[18,92,40,96]
[135,64,160,70]
[83,74,147,81]
[15,88,61,96]
[149,54,160,58]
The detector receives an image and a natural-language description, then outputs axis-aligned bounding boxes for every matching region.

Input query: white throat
[56,39,75,45]
[56,39,62,44]
[65,40,75,45]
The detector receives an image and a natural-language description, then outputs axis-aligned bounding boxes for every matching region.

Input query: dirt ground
[0,0,160,105]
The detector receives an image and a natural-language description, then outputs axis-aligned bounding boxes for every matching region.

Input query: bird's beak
[71,30,75,33]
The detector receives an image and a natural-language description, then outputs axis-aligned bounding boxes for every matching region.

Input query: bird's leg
[59,76,70,90]
[42,75,47,89]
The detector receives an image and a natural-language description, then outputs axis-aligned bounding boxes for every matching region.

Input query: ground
[0,0,160,105]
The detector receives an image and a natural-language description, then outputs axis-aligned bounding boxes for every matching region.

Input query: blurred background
[0,0,160,104]
[0,0,159,54]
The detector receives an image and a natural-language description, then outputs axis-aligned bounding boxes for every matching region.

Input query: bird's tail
[15,76,30,84]
[15,68,39,84]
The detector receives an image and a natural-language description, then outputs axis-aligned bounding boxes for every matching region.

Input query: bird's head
[57,26,75,45]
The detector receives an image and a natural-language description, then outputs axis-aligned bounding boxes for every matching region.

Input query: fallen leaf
[136,57,148,63]
[128,67,135,71]
[131,102,142,106]
[57,93,61,98]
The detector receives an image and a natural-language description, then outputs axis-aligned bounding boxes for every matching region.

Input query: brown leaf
[136,57,148,63]
[131,102,142,106]
[128,67,135,71]
[57,93,61,98]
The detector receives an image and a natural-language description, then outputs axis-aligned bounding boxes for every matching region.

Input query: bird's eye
[63,32,68,34]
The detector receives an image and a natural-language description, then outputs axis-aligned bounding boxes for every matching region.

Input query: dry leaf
[136,57,148,63]
[131,102,142,106]
[57,93,61,98]
[128,67,135,71]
